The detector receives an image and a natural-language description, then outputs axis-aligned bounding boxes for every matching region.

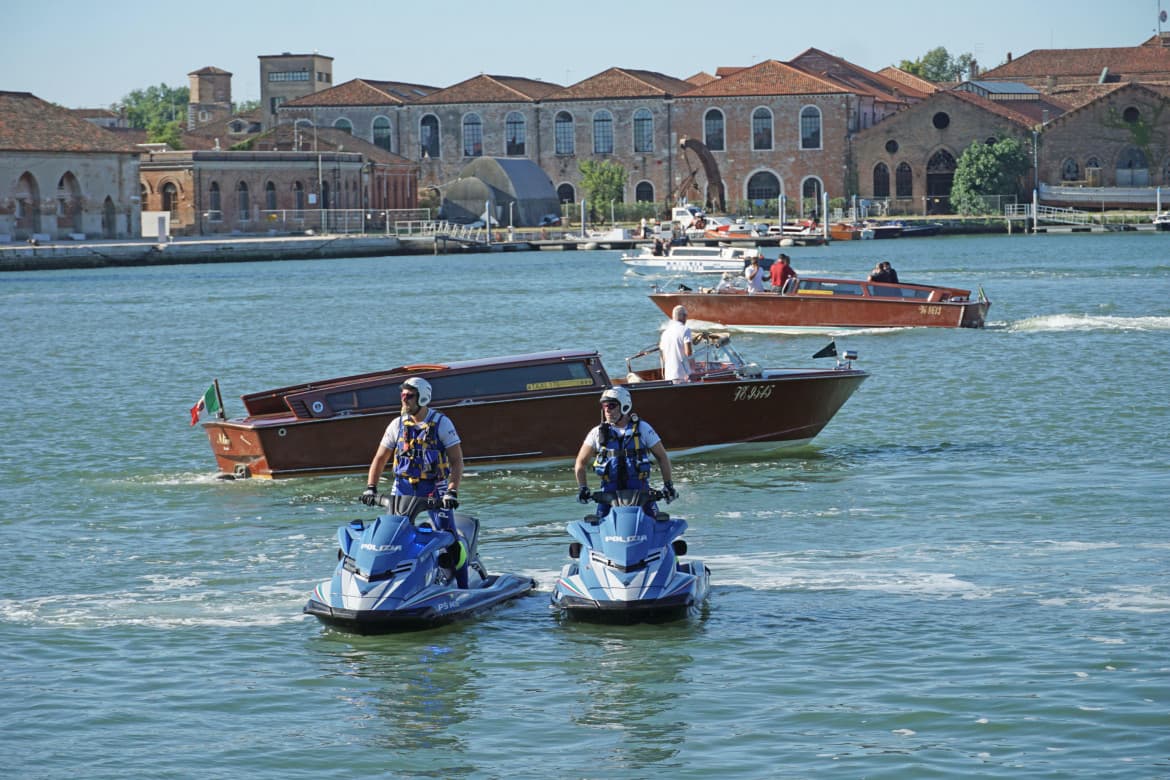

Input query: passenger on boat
[658,305,693,383]
[574,386,676,518]
[361,376,468,586]
[868,261,899,283]
[770,253,796,293]
[652,237,664,256]
[744,255,767,293]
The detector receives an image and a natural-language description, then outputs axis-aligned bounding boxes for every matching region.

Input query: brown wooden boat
[650,277,990,330]
[199,333,868,479]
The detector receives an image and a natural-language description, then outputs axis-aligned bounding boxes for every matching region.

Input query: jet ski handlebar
[377,494,442,519]
[589,488,669,507]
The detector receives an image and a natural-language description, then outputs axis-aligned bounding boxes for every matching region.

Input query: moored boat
[649,276,990,330]
[1152,212,1170,231]
[862,220,904,239]
[198,333,867,479]
[829,222,875,241]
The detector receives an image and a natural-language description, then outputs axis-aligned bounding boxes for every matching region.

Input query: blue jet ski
[551,489,710,623]
[305,495,535,633]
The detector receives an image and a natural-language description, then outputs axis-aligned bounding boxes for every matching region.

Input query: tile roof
[877,66,941,94]
[0,91,141,153]
[419,74,562,104]
[249,125,415,164]
[789,48,927,102]
[1042,81,1170,130]
[685,72,718,87]
[942,89,1043,128]
[284,78,436,108]
[981,41,1170,81]
[544,68,693,101]
[681,59,847,98]
[188,65,232,76]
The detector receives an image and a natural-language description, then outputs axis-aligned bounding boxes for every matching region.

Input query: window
[555,111,575,155]
[162,182,178,214]
[462,113,483,157]
[268,70,309,82]
[420,115,439,158]
[294,181,305,217]
[885,139,899,154]
[873,163,890,197]
[592,110,613,154]
[1123,106,1140,123]
[932,111,950,130]
[265,181,277,211]
[747,171,780,201]
[505,111,526,156]
[800,106,821,149]
[1061,159,1080,181]
[801,177,823,217]
[334,118,352,135]
[704,109,724,152]
[633,109,653,153]
[896,162,913,197]
[237,181,250,221]
[635,181,654,202]
[208,182,221,220]
[373,117,392,151]
[752,108,772,151]
[557,183,575,204]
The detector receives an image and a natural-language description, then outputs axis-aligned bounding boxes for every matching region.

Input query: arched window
[372,116,392,152]
[208,182,221,220]
[334,117,353,135]
[704,109,725,152]
[420,115,439,159]
[237,181,250,221]
[873,163,890,197]
[635,181,654,202]
[505,111,526,156]
[801,177,823,217]
[1061,158,1080,181]
[557,183,575,204]
[555,111,575,155]
[462,113,483,157]
[752,108,773,151]
[293,181,305,215]
[746,171,780,201]
[895,162,913,197]
[592,110,613,154]
[633,109,653,153]
[800,106,821,149]
[265,180,277,211]
[162,182,179,215]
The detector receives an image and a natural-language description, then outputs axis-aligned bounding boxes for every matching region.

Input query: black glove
[441,488,459,510]
[577,485,592,504]
[662,481,677,502]
[360,485,378,506]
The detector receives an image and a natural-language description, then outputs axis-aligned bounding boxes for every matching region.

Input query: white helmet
[600,386,632,415]
[402,376,432,406]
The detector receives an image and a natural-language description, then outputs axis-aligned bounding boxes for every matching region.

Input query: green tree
[147,119,184,150]
[578,160,627,222]
[115,83,189,130]
[897,47,977,82]
[950,138,1031,215]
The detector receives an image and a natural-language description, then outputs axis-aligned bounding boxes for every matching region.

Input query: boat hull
[649,290,989,330]
[204,369,867,479]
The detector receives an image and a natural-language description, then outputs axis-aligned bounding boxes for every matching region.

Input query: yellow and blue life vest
[593,416,652,491]
[393,410,450,486]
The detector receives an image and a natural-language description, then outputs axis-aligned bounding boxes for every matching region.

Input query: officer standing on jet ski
[361,377,468,587]
[574,386,677,517]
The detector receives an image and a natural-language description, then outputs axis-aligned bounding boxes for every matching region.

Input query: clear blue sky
[6,0,1165,108]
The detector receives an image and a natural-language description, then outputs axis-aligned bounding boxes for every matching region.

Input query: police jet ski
[551,489,710,623]
[305,495,535,633]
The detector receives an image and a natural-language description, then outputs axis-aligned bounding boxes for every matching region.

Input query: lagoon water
[2,233,1169,779]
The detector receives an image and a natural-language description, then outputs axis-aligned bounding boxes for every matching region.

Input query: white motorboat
[620,244,763,275]
[1152,212,1170,231]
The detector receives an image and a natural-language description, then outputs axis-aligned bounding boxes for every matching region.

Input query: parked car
[539,214,561,226]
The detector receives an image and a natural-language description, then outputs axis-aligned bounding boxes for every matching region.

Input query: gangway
[1004,204,1095,226]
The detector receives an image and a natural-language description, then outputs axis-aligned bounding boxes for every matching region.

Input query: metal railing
[1004,204,1094,225]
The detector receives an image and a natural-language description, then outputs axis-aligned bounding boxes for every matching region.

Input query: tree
[950,138,1031,215]
[578,160,627,222]
[115,83,189,130]
[148,119,184,150]
[897,47,978,82]
[234,98,260,114]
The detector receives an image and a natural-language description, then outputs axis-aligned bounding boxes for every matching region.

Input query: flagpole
[213,378,225,420]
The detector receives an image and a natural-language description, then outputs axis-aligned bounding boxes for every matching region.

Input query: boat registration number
[526,378,595,391]
[733,384,773,401]
[918,305,943,316]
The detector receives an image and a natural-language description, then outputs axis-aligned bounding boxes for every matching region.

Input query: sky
[5,0,1166,109]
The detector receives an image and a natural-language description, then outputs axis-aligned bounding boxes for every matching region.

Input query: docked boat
[892,220,944,237]
[649,277,990,330]
[621,244,768,275]
[828,222,875,241]
[198,333,868,479]
[1152,212,1170,231]
[862,220,904,239]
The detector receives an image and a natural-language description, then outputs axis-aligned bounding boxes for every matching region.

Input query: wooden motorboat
[198,333,868,479]
[620,244,766,274]
[649,276,990,330]
[829,222,874,241]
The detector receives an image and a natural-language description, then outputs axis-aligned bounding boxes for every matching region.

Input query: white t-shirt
[744,264,766,292]
[378,410,461,451]
[658,319,692,382]
[583,418,662,452]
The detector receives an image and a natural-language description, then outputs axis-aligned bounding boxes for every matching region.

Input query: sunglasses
[401,390,418,398]
[600,401,619,409]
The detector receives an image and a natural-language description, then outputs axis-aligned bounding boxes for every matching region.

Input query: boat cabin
[792,278,973,302]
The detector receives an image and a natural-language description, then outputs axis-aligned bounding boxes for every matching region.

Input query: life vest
[392,409,450,486]
[592,416,652,491]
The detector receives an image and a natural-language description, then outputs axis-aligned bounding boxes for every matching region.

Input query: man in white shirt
[658,305,693,383]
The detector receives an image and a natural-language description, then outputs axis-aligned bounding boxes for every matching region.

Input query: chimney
[1006,52,1013,63]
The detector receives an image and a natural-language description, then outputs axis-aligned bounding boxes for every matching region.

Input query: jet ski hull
[552,561,710,624]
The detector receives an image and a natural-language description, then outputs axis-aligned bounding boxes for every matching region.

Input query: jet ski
[305,495,536,633]
[551,488,710,623]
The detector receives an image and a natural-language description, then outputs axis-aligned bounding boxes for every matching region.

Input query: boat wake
[1009,313,1170,332]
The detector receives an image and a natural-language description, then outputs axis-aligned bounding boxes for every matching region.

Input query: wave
[1009,313,1170,332]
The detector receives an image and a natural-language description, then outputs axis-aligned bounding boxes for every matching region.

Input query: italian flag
[189,381,223,426]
